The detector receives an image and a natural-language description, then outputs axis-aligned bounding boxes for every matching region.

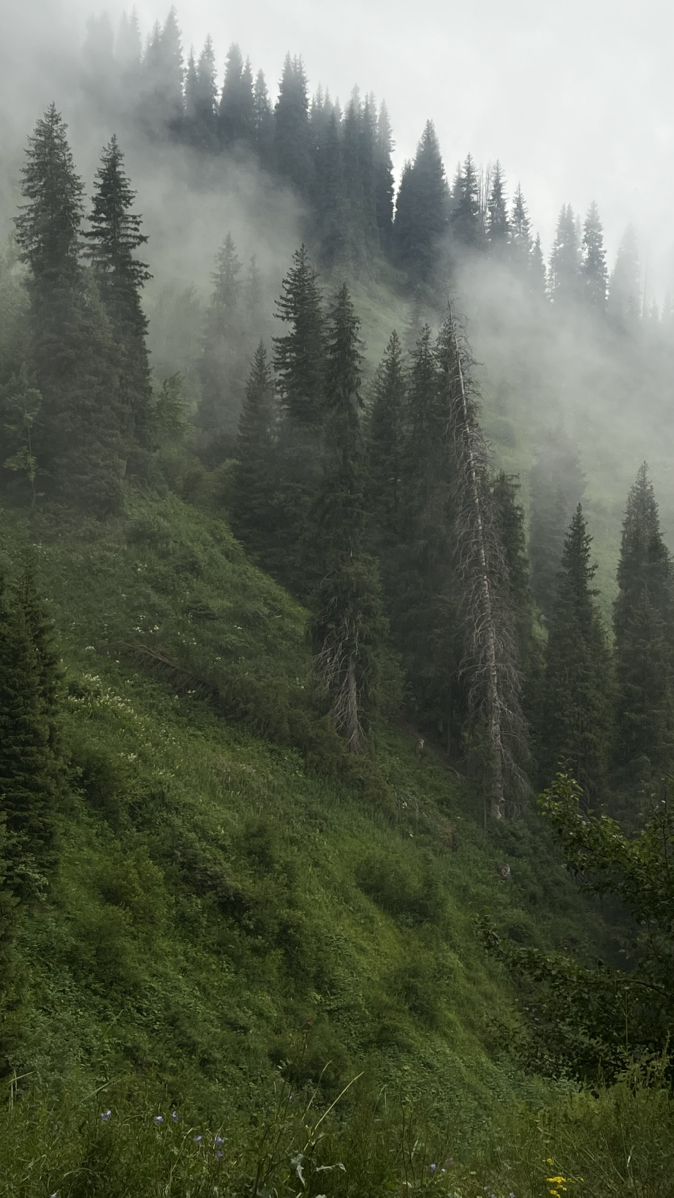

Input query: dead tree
[438,308,529,820]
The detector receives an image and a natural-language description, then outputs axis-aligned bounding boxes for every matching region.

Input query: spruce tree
[185,37,217,148]
[311,285,385,750]
[613,464,674,779]
[540,505,610,803]
[219,44,255,148]
[491,472,533,667]
[84,135,152,456]
[529,433,586,621]
[451,154,485,253]
[15,107,124,512]
[510,184,532,271]
[231,343,277,557]
[374,103,395,252]
[549,204,582,308]
[313,103,346,267]
[197,235,247,445]
[366,330,406,546]
[393,121,449,285]
[608,226,641,329]
[274,55,313,197]
[581,202,608,310]
[253,69,274,162]
[486,162,509,253]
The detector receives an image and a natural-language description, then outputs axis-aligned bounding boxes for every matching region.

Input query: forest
[1,6,674,1196]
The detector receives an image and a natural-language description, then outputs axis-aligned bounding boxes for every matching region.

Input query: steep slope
[1,491,601,1120]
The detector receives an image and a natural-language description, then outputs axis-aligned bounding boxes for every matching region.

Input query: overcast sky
[6,1,674,295]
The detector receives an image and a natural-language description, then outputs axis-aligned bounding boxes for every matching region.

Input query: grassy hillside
[4,488,674,1196]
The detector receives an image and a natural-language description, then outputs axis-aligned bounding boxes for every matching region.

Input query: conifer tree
[540,505,610,803]
[185,37,218,148]
[510,184,532,270]
[84,135,152,456]
[581,202,608,310]
[613,464,674,779]
[393,121,449,285]
[451,154,485,252]
[219,44,255,148]
[197,235,249,446]
[141,8,184,137]
[529,433,586,621]
[608,226,641,329]
[366,330,406,545]
[15,107,124,511]
[274,55,313,196]
[252,69,274,161]
[313,106,346,267]
[530,234,547,297]
[231,343,277,557]
[438,313,528,818]
[311,285,385,750]
[491,472,533,667]
[486,162,509,253]
[374,103,395,252]
[549,204,582,307]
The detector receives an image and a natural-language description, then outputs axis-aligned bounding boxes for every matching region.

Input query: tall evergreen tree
[15,107,123,512]
[451,154,485,253]
[185,37,218,148]
[366,330,406,545]
[608,226,641,329]
[83,135,153,456]
[311,285,385,750]
[141,8,184,136]
[274,55,313,196]
[486,162,510,253]
[540,505,610,804]
[529,433,586,621]
[510,184,532,269]
[393,121,449,285]
[197,234,247,444]
[581,201,608,310]
[218,44,255,148]
[231,343,277,557]
[549,204,582,307]
[252,69,274,161]
[613,464,674,779]
[491,472,533,668]
[374,103,395,252]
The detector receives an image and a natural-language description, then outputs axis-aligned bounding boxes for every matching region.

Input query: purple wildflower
[100,1109,112,1123]
[193,1134,204,1145]
[153,1115,165,1126]
[171,1110,180,1123]
[214,1135,225,1147]
[215,1150,224,1161]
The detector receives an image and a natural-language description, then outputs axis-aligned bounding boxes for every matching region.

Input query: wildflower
[215,1150,224,1161]
[153,1115,165,1126]
[171,1111,180,1123]
[194,1134,204,1145]
[100,1109,112,1122]
[430,1163,437,1174]
[214,1135,224,1146]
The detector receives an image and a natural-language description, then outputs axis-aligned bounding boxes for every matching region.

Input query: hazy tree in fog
[581,202,608,310]
[253,69,275,161]
[185,37,218,148]
[451,154,485,252]
[486,162,510,254]
[231,343,277,557]
[219,44,255,148]
[393,121,449,285]
[84,136,153,457]
[274,55,314,196]
[529,433,586,621]
[549,204,582,307]
[142,8,184,137]
[613,464,674,781]
[608,226,641,329]
[367,330,407,546]
[313,101,346,267]
[540,505,610,804]
[374,104,395,252]
[197,235,247,445]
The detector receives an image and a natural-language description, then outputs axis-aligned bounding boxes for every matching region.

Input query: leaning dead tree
[438,308,529,819]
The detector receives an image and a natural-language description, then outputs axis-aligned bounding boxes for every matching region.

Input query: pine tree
[451,154,485,253]
[15,107,124,512]
[549,204,581,307]
[141,8,184,137]
[540,505,610,803]
[367,330,406,545]
[185,37,218,148]
[486,162,509,253]
[313,106,346,267]
[438,312,529,818]
[581,202,608,310]
[491,472,533,667]
[608,226,641,329]
[252,69,274,162]
[274,54,313,196]
[84,135,153,456]
[393,121,449,285]
[231,343,277,557]
[510,184,532,271]
[613,464,674,779]
[197,235,247,444]
[311,285,386,750]
[529,433,586,621]
[219,44,255,148]
[374,103,395,252]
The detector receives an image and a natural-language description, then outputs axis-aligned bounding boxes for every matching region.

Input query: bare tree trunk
[443,308,529,820]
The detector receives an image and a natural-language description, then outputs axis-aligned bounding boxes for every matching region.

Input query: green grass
[0,487,632,1188]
